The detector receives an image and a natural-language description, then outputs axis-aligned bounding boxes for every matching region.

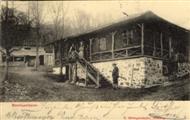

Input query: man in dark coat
[112,63,119,89]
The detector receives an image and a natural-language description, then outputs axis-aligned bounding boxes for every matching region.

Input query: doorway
[39,55,44,65]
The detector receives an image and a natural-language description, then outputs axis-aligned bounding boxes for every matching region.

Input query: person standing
[78,41,84,58]
[112,63,119,89]
[68,44,76,83]
[68,44,75,60]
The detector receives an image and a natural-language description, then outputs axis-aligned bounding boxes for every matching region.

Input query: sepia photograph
[0,0,190,102]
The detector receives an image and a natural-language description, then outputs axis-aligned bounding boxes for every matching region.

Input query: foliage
[1,6,31,52]
[0,5,32,80]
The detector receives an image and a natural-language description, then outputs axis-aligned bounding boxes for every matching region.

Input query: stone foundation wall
[92,58,145,88]
[93,57,163,88]
[75,57,164,88]
[144,57,163,86]
[177,63,190,77]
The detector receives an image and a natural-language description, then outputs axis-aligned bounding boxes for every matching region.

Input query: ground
[0,67,189,101]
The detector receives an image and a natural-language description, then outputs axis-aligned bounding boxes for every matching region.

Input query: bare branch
[49,1,69,40]
[69,8,92,34]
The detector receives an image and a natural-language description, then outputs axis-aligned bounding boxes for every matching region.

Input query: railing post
[111,31,116,59]
[153,38,156,57]
[160,32,163,57]
[141,23,144,55]
[89,38,92,61]
[126,49,128,57]
[85,64,87,86]
[97,72,100,88]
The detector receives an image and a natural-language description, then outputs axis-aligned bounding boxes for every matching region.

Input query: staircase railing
[77,60,98,86]
[74,51,109,87]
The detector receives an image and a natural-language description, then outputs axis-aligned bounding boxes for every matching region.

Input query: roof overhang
[46,11,190,45]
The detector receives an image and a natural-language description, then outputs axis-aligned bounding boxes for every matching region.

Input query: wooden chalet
[48,11,190,88]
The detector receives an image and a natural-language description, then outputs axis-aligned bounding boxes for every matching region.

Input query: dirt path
[0,67,48,81]
[0,67,189,101]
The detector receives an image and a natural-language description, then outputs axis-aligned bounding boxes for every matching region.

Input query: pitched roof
[47,11,190,45]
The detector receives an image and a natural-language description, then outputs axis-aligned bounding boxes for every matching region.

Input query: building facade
[0,46,54,67]
[49,11,190,88]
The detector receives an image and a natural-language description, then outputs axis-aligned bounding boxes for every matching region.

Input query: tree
[70,9,92,34]
[0,2,31,81]
[29,1,45,71]
[49,1,69,75]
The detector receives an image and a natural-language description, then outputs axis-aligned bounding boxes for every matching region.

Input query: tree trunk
[35,45,39,71]
[59,42,63,76]
[60,62,63,75]
[35,25,40,71]
[4,54,9,81]
[1,53,9,101]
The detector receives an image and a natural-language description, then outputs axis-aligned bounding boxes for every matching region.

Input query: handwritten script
[1,101,188,120]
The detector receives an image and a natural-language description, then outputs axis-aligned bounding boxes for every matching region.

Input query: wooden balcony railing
[91,45,141,61]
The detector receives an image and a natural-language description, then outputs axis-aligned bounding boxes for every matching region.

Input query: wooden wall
[90,24,142,61]
[58,21,189,64]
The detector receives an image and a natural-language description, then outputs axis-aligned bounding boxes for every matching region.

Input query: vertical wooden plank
[89,38,92,61]
[160,32,163,57]
[141,23,144,55]
[69,64,71,81]
[169,37,172,58]
[75,63,77,84]
[85,64,87,86]
[111,32,115,59]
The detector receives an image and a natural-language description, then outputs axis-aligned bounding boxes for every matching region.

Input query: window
[24,47,31,50]
[92,37,108,52]
[92,38,99,53]
[99,37,107,51]
[14,57,24,62]
[122,30,128,47]
[121,30,134,47]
